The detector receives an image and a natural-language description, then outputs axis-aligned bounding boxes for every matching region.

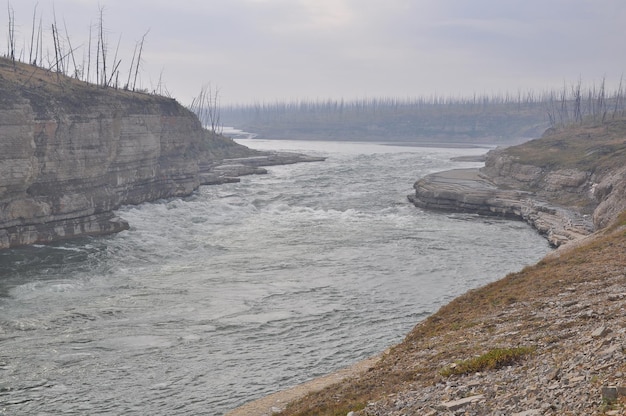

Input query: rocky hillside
[0,57,321,249]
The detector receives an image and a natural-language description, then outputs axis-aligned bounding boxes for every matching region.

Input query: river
[0,139,550,415]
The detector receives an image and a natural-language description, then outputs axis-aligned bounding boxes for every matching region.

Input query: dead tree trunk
[7,3,16,66]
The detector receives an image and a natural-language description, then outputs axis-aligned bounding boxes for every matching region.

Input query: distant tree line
[220,81,626,142]
[223,82,626,129]
[7,3,624,140]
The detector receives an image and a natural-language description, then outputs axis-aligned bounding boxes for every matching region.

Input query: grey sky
[4,0,626,105]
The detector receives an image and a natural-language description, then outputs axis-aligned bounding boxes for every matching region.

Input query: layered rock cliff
[410,121,626,246]
[0,58,320,249]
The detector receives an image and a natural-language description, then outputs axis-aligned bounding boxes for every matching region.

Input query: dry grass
[0,56,158,104]
[505,120,626,172]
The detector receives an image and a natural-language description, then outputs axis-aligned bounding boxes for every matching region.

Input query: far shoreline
[381,141,494,149]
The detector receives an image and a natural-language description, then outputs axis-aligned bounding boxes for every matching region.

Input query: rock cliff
[0,58,321,249]
[409,121,626,246]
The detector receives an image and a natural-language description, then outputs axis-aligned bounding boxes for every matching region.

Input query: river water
[0,139,550,415]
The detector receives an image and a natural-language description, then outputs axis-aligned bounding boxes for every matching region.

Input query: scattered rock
[567,375,585,384]
[599,345,620,359]
[439,394,485,411]
[602,386,618,402]
[350,266,626,416]
[511,410,542,416]
[591,326,611,338]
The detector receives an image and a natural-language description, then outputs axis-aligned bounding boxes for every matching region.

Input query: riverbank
[225,355,382,416]
[237,220,626,416]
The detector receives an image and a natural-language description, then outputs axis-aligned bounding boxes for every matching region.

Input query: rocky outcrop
[589,165,626,229]
[410,126,626,246]
[408,149,596,247]
[0,58,323,249]
[200,153,326,185]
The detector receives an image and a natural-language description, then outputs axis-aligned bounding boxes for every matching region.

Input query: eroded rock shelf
[408,168,593,247]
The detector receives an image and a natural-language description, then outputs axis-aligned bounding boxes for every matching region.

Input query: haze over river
[0,139,550,415]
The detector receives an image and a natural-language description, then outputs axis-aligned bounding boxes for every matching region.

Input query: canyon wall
[0,58,257,249]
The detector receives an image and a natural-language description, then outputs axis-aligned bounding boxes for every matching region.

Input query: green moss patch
[441,347,535,377]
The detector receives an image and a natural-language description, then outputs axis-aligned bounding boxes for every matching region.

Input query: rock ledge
[408,168,593,247]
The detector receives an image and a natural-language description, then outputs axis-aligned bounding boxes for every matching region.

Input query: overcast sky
[4,0,626,105]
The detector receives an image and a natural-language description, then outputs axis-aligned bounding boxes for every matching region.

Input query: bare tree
[106,33,122,87]
[7,2,16,65]
[598,76,607,122]
[612,74,623,119]
[154,68,171,97]
[125,42,137,89]
[63,19,80,78]
[572,78,582,124]
[50,5,68,76]
[132,30,149,91]
[28,3,38,64]
[545,90,557,127]
[190,84,223,134]
[98,6,107,86]
[35,15,42,66]
[558,83,568,125]
[51,22,61,74]
[86,22,93,83]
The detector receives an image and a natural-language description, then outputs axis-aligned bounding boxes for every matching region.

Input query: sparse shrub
[441,346,535,377]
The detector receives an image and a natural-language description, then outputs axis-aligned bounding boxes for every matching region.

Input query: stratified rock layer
[408,168,593,247]
[0,58,323,249]
[410,131,626,246]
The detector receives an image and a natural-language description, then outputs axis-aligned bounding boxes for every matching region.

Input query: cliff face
[410,120,626,246]
[0,58,257,249]
[479,131,626,231]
